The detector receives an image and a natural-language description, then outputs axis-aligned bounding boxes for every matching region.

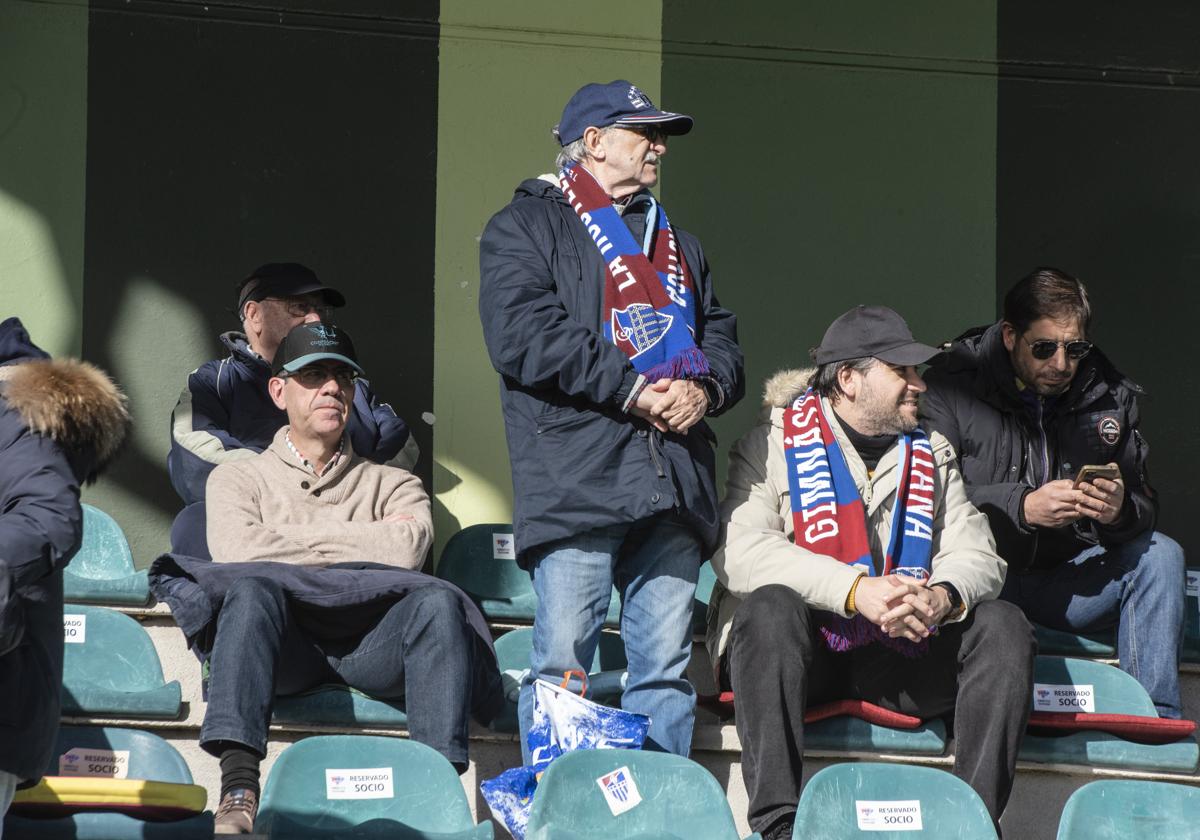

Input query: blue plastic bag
[481,676,651,839]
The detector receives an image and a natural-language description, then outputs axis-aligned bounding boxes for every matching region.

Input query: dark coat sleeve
[1094,393,1156,545]
[0,410,83,590]
[478,204,640,407]
[682,234,744,416]
[347,377,411,465]
[920,379,1032,540]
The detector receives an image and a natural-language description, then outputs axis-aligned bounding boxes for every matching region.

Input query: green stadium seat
[804,716,947,755]
[1020,656,1198,773]
[435,524,620,626]
[4,725,213,838]
[793,762,997,839]
[61,605,181,719]
[525,748,755,840]
[1055,779,1200,839]
[63,504,151,607]
[1032,623,1116,658]
[693,560,717,635]
[490,627,628,734]
[1184,567,1200,664]
[255,735,492,838]
[273,685,408,728]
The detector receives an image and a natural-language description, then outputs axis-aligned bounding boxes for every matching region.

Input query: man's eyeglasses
[281,366,359,389]
[621,124,668,145]
[1023,336,1093,361]
[262,298,333,319]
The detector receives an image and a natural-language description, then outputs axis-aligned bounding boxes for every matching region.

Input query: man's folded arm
[205,466,329,566]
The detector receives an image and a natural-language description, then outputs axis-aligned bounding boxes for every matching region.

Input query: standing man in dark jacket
[167,263,417,556]
[478,80,744,757]
[0,317,129,815]
[922,268,1185,718]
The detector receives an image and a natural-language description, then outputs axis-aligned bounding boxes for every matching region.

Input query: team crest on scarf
[559,162,710,382]
[783,389,936,656]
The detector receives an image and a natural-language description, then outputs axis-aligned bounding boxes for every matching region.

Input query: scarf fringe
[641,346,710,383]
[820,614,929,658]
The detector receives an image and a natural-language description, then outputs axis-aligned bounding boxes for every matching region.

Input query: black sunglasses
[1022,336,1092,361]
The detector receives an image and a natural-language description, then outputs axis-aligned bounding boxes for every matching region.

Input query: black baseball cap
[271,322,365,378]
[554,80,693,146]
[236,263,346,313]
[813,305,941,366]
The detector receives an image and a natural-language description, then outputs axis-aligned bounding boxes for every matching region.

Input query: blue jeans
[518,516,701,760]
[1000,529,1185,718]
[0,769,17,834]
[201,576,491,769]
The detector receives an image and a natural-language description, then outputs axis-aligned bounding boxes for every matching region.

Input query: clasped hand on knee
[853,575,953,643]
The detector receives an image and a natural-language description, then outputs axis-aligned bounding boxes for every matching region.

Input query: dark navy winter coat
[167,331,412,505]
[922,321,1155,573]
[479,177,744,561]
[0,317,128,783]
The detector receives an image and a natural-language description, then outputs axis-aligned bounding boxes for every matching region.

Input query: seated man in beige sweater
[195,322,499,834]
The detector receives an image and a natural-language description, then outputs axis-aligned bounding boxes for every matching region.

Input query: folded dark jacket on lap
[149,554,502,720]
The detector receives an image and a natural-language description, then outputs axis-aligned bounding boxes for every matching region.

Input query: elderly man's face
[598,126,668,192]
[268,360,356,440]
[245,293,331,360]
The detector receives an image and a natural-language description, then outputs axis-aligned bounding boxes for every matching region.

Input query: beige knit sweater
[205,427,433,569]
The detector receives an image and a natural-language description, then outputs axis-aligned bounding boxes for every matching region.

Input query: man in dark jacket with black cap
[478,80,744,758]
[922,267,1185,718]
[167,263,417,556]
[0,317,128,815]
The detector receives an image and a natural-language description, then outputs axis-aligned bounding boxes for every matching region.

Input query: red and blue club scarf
[783,389,937,656]
[558,162,710,382]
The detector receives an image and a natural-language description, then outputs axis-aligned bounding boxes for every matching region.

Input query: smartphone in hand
[1074,464,1120,487]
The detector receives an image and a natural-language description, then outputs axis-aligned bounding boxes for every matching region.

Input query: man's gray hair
[808,356,876,401]
[553,126,613,169]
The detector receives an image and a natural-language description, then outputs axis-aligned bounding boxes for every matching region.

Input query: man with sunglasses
[922,267,1184,718]
[167,262,417,556]
[158,321,501,833]
[479,80,744,759]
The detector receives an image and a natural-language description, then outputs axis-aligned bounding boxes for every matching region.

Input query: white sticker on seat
[493,533,516,560]
[856,800,923,831]
[63,614,86,644]
[1034,682,1095,713]
[325,767,394,800]
[1186,570,1200,599]
[596,766,642,816]
[59,747,130,778]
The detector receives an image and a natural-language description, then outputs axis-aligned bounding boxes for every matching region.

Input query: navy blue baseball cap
[554,80,694,146]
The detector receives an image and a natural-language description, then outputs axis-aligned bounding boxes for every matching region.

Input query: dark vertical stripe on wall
[83,0,439,520]
[997,3,1200,561]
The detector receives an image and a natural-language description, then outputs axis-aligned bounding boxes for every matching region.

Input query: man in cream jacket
[708,306,1034,840]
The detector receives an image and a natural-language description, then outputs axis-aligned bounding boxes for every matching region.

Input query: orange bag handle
[559,669,589,697]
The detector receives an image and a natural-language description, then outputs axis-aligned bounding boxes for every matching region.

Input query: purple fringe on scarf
[820,614,929,659]
[641,346,711,384]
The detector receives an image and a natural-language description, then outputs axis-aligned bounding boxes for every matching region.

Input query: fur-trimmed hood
[762,367,815,410]
[0,318,129,483]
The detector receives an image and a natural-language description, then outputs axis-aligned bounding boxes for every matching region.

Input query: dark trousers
[170,502,210,559]
[200,576,484,770]
[725,585,1035,833]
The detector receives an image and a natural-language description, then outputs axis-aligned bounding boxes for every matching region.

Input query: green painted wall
[661,2,998,463]
[0,0,88,358]
[432,1,663,555]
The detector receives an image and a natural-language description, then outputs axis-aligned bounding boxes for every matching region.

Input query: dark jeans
[200,576,484,769]
[725,585,1035,834]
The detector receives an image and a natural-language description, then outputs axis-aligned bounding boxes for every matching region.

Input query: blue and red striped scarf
[558,162,710,382]
[783,389,936,655]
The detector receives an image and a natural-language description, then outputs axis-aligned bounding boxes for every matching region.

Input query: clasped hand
[852,575,953,644]
[628,378,707,434]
